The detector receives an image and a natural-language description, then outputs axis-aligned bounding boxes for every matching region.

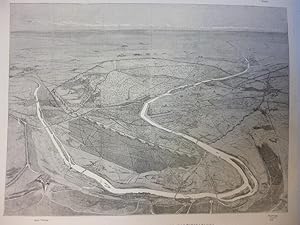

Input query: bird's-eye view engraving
[5,4,289,215]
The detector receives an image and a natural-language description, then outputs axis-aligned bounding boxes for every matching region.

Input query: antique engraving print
[5,4,289,215]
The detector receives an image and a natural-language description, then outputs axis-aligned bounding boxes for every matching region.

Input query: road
[140,57,258,202]
[34,57,258,202]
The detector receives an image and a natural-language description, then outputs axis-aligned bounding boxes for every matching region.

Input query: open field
[5,29,289,215]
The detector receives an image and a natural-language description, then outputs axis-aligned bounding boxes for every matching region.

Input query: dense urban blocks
[6,14,288,214]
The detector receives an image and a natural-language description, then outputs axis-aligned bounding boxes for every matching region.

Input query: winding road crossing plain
[5,29,289,215]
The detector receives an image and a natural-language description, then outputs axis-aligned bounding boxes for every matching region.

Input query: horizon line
[11,27,288,34]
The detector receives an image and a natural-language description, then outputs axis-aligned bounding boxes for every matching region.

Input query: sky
[10,4,288,32]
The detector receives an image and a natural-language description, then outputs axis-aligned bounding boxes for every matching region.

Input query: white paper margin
[0,1,299,225]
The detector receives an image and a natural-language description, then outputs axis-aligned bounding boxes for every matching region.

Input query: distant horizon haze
[10,4,287,33]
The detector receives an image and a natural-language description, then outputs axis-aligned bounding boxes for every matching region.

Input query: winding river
[34,57,258,202]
